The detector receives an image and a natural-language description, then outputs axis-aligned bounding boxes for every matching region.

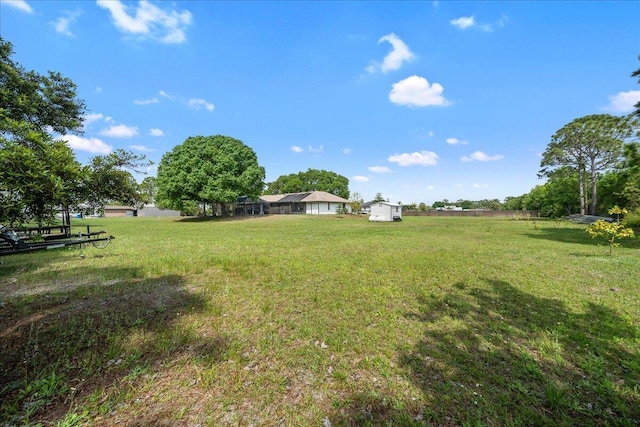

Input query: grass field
[1,215,639,426]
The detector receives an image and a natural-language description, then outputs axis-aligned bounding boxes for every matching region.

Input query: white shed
[369,201,402,222]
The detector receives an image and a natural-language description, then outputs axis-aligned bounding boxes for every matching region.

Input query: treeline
[401,200,507,211]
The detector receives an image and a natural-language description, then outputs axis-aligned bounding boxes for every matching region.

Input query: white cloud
[159,90,171,98]
[96,0,192,44]
[367,33,415,74]
[450,16,475,30]
[389,75,450,107]
[606,90,640,113]
[353,176,369,182]
[426,185,435,190]
[472,183,489,188]
[368,166,392,173]
[134,97,159,105]
[450,14,507,32]
[130,144,154,152]
[51,10,82,36]
[149,128,164,136]
[291,145,304,153]
[187,98,214,111]
[388,151,439,166]
[63,135,112,154]
[461,150,504,162]
[96,86,103,93]
[100,124,139,138]
[343,148,353,154]
[2,0,32,13]
[308,145,323,153]
[446,137,468,145]
[83,113,104,128]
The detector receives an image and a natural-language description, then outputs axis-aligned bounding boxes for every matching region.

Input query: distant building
[251,191,351,215]
[436,205,463,211]
[103,206,137,217]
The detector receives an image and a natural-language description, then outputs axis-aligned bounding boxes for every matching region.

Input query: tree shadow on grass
[329,280,639,426]
[400,280,639,426]
[0,267,230,425]
[526,227,640,250]
[0,244,112,277]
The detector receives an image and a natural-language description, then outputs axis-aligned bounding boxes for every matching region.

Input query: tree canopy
[81,149,150,212]
[265,169,349,199]
[1,38,86,143]
[155,135,265,215]
[1,37,87,226]
[540,114,637,215]
[1,38,150,225]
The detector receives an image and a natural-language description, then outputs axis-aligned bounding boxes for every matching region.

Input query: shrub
[586,220,635,255]
[623,208,640,232]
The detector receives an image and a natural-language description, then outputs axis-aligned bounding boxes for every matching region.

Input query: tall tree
[155,135,265,215]
[265,169,349,199]
[372,193,386,203]
[0,37,86,226]
[540,114,636,215]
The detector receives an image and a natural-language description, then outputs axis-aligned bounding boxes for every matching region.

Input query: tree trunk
[590,158,598,215]
[578,164,586,215]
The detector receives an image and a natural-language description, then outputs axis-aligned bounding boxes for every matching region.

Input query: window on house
[328,203,330,210]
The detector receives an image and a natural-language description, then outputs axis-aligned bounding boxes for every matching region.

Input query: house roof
[260,191,350,204]
[259,194,285,203]
[278,192,312,203]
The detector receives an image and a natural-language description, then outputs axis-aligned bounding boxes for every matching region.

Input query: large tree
[540,114,637,215]
[265,169,349,199]
[155,135,265,215]
[0,37,86,226]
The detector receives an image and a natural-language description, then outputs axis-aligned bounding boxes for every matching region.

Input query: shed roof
[367,200,402,207]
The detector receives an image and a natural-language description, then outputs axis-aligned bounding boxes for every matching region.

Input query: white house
[369,201,402,222]
[261,191,351,215]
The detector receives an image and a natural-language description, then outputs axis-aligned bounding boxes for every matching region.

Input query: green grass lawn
[1,215,639,426]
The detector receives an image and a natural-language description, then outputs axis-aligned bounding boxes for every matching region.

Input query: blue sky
[2,1,639,205]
